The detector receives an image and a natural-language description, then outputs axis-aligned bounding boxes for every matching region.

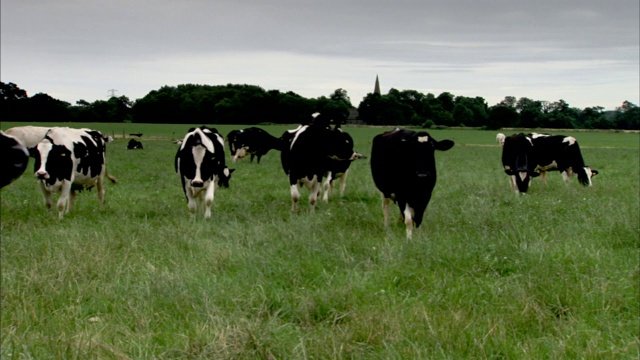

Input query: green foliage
[2,81,639,130]
[1,124,638,359]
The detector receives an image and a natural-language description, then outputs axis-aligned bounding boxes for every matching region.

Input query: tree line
[1,81,638,130]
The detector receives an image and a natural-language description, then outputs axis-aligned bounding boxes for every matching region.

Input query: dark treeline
[1,81,638,130]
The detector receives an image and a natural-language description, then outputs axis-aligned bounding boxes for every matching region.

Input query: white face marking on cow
[519,171,527,182]
[563,136,577,146]
[583,167,593,186]
[190,145,207,184]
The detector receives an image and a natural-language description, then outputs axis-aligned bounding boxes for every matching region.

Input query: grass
[1,122,638,359]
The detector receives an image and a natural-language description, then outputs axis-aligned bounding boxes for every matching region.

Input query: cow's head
[326,127,356,161]
[502,133,534,193]
[577,166,599,186]
[217,167,235,188]
[33,137,73,183]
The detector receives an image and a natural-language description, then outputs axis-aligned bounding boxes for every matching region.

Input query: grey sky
[2,0,638,110]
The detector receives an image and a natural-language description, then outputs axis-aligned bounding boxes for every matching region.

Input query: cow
[320,125,360,203]
[501,133,598,193]
[6,125,119,183]
[501,133,534,193]
[528,133,598,186]
[31,127,115,219]
[281,114,357,211]
[370,128,454,239]
[227,127,283,163]
[0,131,29,189]
[127,139,143,149]
[496,133,506,146]
[175,126,234,218]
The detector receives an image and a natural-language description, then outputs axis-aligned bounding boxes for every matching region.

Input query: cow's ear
[229,168,236,174]
[591,169,599,176]
[435,139,454,151]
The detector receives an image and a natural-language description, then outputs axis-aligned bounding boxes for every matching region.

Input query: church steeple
[374,74,381,95]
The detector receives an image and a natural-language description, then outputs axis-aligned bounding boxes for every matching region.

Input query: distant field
[1,122,638,359]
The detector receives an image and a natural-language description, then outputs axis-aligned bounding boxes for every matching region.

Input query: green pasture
[1,123,638,359]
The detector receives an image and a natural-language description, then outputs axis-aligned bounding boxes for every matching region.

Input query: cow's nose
[36,170,49,180]
[191,180,204,188]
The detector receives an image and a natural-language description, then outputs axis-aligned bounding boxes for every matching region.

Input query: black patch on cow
[0,132,29,189]
[74,135,105,178]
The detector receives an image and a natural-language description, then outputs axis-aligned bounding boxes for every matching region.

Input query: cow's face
[34,140,73,183]
[577,166,599,186]
[327,129,356,161]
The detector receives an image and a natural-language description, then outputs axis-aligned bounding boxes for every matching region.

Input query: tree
[614,101,640,129]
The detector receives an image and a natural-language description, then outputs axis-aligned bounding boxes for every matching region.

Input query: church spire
[374,74,381,95]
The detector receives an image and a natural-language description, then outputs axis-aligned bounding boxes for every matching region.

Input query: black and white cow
[175,126,234,218]
[127,139,143,149]
[280,114,357,211]
[227,127,283,163]
[529,133,598,186]
[501,132,598,193]
[0,130,29,189]
[370,128,454,239]
[501,133,534,193]
[320,125,360,203]
[32,127,114,219]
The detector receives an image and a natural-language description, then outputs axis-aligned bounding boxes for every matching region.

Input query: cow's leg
[57,181,72,219]
[382,195,392,227]
[562,169,573,183]
[290,183,301,212]
[67,190,76,214]
[250,154,255,162]
[308,175,320,210]
[404,204,415,239]
[203,182,215,219]
[339,170,349,196]
[186,188,198,217]
[540,171,547,185]
[509,175,518,193]
[322,172,333,203]
[39,181,53,210]
[96,175,106,207]
[256,155,262,164]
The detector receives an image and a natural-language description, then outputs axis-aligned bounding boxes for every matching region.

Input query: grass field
[1,122,638,359]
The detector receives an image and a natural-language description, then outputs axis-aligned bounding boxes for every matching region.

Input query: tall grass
[1,123,638,359]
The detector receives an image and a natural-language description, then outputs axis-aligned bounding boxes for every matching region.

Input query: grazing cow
[496,133,506,146]
[127,139,143,149]
[0,131,29,189]
[227,127,283,163]
[528,133,598,186]
[281,114,357,211]
[501,133,598,193]
[370,128,454,239]
[32,127,114,219]
[175,126,234,218]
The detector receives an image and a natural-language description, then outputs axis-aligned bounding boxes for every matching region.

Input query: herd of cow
[1,115,598,238]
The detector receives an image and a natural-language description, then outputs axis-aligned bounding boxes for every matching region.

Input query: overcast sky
[2,0,638,110]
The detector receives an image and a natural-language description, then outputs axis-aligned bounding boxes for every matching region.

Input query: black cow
[175,126,234,218]
[370,128,454,239]
[321,125,359,202]
[227,127,283,163]
[281,114,357,211]
[0,131,29,189]
[32,127,115,219]
[127,139,143,150]
[501,133,598,193]
[501,133,534,193]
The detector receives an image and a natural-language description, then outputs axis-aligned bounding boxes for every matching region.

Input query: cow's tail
[106,169,118,183]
